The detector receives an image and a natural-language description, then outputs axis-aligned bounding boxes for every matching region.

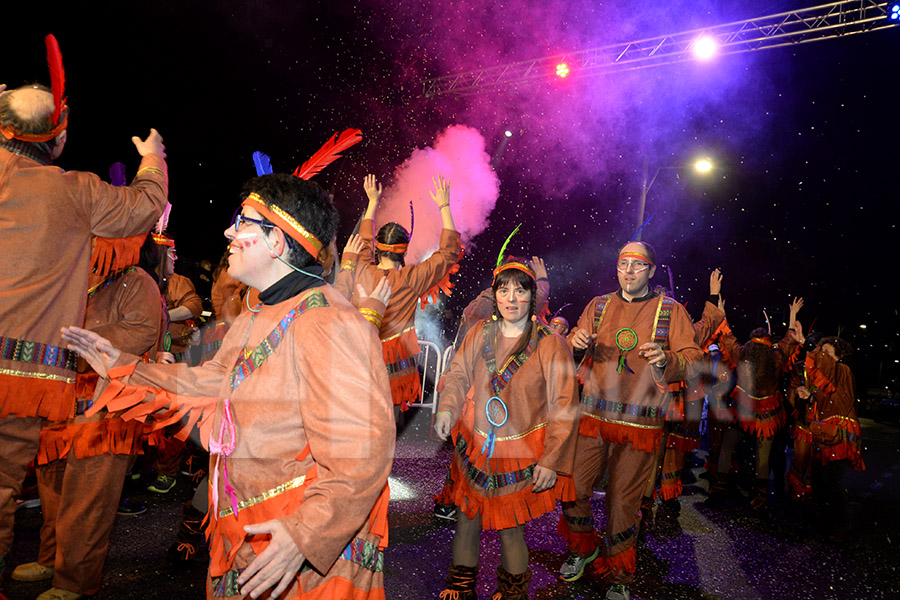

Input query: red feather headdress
[292,128,362,180]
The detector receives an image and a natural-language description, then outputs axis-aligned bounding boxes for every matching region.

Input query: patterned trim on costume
[340,259,357,271]
[651,296,675,350]
[87,266,137,299]
[1,336,78,372]
[564,514,593,527]
[581,395,668,419]
[229,290,328,389]
[593,294,613,333]
[202,340,223,355]
[75,397,94,415]
[386,355,416,375]
[474,421,546,442]
[0,367,75,383]
[483,322,552,396]
[582,412,665,430]
[455,436,535,491]
[604,523,639,548]
[339,537,385,573]
[210,567,244,597]
[381,325,415,343]
[218,475,307,518]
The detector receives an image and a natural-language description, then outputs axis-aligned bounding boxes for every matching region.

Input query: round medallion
[615,327,638,352]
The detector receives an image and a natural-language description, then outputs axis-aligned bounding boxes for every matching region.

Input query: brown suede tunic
[98,284,394,597]
[165,272,203,355]
[0,149,168,421]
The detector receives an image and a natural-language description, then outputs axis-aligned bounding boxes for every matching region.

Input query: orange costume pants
[36,453,129,595]
[0,416,42,560]
[560,434,656,585]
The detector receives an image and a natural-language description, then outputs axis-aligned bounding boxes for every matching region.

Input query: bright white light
[387,476,418,501]
[504,130,513,138]
[694,158,713,173]
[860,324,867,329]
[693,36,718,60]
[556,63,569,78]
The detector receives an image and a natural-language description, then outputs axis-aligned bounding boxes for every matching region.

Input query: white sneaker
[606,584,631,600]
[558,546,599,582]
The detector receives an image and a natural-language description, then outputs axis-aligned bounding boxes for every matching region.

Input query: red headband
[151,233,175,248]
[242,193,323,259]
[618,251,654,266]
[375,241,409,254]
[492,261,536,282]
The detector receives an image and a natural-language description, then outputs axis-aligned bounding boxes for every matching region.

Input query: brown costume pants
[36,453,129,595]
[561,434,656,585]
[0,416,42,559]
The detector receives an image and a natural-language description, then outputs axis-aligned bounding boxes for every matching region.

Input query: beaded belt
[455,436,535,491]
[581,394,667,419]
[1,335,78,371]
[386,356,416,375]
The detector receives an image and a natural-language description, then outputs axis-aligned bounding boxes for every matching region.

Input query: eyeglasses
[231,212,273,232]
[617,259,650,272]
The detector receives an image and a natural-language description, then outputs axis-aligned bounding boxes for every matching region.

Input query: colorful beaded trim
[455,436,535,491]
[1,336,78,371]
[581,395,668,419]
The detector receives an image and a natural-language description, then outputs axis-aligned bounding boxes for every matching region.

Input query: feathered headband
[492,224,535,281]
[0,35,69,143]
[242,192,323,259]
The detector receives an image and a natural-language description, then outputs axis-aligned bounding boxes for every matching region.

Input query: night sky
[5,1,898,393]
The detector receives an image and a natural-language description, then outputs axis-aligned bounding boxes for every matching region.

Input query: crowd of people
[1,37,864,600]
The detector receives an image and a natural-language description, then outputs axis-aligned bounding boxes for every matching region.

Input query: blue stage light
[892,5,900,19]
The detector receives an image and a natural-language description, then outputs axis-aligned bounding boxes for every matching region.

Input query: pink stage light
[692,36,718,60]
[555,63,569,78]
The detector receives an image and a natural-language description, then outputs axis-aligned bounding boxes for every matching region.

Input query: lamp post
[634,155,714,241]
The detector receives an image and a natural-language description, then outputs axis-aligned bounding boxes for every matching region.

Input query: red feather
[293,128,362,180]
[44,34,66,126]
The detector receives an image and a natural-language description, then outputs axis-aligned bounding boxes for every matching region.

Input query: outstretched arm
[430,175,455,231]
[788,297,804,330]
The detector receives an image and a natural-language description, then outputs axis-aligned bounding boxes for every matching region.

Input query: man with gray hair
[0,45,168,596]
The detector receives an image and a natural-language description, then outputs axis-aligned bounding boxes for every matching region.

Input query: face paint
[231,232,260,250]
[616,258,650,274]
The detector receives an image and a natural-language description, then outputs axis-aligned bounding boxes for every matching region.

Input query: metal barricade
[412,340,443,415]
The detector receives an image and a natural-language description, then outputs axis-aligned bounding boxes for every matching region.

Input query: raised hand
[343,233,365,256]
[131,128,165,158]
[709,268,722,296]
[530,256,548,280]
[363,174,382,205]
[356,277,392,308]
[429,175,450,208]
[60,326,120,378]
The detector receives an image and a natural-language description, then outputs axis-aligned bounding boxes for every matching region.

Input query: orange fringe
[37,418,151,464]
[86,363,218,448]
[381,334,421,411]
[0,372,75,421]
[578,415,663,454]
[208,476,390,577]
[659,479,683,501]
[419,246,464,307]
[793,424,813,444]
[556,515,599,554]
[594,546,636,577]
[733,388,785,438]
[702,319,732,352]
[786,471,812,503]
[455,410,547,474]
[804,355,836,396]
[90,234,146,277]
[450,456,575,531]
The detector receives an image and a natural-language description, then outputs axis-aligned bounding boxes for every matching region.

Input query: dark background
[4,0,897,397]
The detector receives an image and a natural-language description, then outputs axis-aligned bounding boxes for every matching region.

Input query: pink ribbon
[209,398,239,516]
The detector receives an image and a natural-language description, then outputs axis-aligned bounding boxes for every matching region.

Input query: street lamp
[634,156,714,241]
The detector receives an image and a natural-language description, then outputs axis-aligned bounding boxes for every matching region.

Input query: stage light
[860,324,867,329]
[892,5,899,19]
[694,158,713,173]
[556,63,569,78]
[504,130,513,138]
[692,35,718,60]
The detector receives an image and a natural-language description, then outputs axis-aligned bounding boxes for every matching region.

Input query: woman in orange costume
[352,174,461,413]
[433,254,579,600]
[63,174,395,600]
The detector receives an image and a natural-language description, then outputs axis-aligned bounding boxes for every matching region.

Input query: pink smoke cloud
[374,125,500,264]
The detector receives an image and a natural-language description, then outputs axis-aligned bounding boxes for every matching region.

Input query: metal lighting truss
[422,1,898,97]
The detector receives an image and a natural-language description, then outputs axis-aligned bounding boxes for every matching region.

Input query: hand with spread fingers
[60,326,119,378]
[238,519,306,599]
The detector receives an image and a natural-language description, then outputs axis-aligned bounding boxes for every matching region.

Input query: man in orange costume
[557,241,702,600]
[0,65,167,594]
[63,174,394,599]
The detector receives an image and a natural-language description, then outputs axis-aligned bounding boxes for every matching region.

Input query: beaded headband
[242,192,323,258]
[151,233,175,247]
[375,241,409,254]
[618,250,654,266]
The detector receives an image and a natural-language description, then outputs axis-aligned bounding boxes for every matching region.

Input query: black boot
[166,501,207,563]
[491,566,531,600]
[439,564,478,600]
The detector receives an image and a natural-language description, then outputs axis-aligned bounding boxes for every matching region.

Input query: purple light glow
[692,35,718,60]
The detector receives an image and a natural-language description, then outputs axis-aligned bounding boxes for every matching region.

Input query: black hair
[739,328,777,394]
[819,336,854,360]
[138,235,167,293]
[375,222,410,267]
[241,174,338,269]
[491,257,538,357]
